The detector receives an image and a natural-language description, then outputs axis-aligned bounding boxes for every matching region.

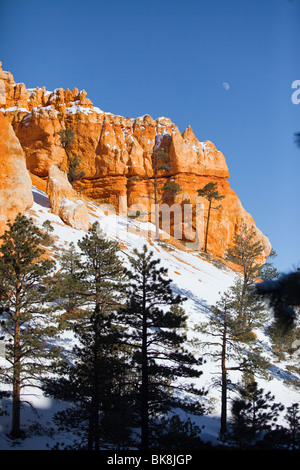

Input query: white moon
[222,82,230,90]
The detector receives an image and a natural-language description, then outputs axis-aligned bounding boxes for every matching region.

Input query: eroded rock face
[0,62,271,260]
[0,113,33,235]
[46,165,89,231]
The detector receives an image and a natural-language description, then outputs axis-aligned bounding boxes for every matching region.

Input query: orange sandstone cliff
[0,113,33,235]
[0,62,271,260]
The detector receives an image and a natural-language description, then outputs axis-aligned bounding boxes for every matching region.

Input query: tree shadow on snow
[170,283,211,316]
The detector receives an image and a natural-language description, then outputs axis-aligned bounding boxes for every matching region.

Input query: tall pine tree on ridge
[120,244,206,450]
[0,214,57,439]
[44,223,131,449]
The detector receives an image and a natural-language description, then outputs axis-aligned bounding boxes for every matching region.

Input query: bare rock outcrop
[46,165,89,231]
[0,62,271,261]
[0,113,33,235]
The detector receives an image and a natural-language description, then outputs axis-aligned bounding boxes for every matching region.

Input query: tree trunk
[204,199,212,252]
[89,304,101,450]
[220,365,227,436]
[220,306,227,436]
[11,283,21,438]
[11,370,21,438]
[154,158,159,240]
[141,280,149,450]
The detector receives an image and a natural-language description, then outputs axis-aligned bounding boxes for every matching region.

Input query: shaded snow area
[0,186,299,450]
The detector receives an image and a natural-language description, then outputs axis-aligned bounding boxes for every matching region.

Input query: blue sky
[0,0,299,272]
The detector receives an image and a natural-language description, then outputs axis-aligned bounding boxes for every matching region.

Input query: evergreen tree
[226,221,264,288]
[195,290,269,437]
[0,214,57,438]
[57,127,75,153]
[197,182,225,253]
[226,221,267,337]
[284,403,300,450]
[120,245,205,450]
[130,138,181,239]
[41,219,54,246]
[67,154,85,184]
[152,415,209,450]
[267,315,299,361]
[227,278,268,342]
[195,220,269,438]
[254,402,300,450]
[57,128,85,184]
[45,309,132,449]
[231,381,284,448]
[44,223,131,449]
[48,241,86,326]
[196,293,246,436]
[259,248,280,281]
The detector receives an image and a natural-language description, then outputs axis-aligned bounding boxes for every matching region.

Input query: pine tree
[231,381,284,448]
[197,182,225,253]
[44,223,131,449]
[226,221,264,288]
[120,245,205,450]
[57,128,85,184]
[48,241,86,327]
[152,415,209,450]
[195,293,245,436]
[0,214,57,438]
[259,248,280,281]
[195,290,269,437]
[67,154,85,184]
[227,278,268,342]
[284,403,300,450]
[267,315,299,361]
[130,139,181,239]
[41,219,54,246]
[57,127,75,153]
[194,219,270,438]
[45,308,132,449]
[226,221,267,337]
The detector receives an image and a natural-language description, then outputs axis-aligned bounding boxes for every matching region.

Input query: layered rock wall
[0,62,271,260]
[0,113,33,235]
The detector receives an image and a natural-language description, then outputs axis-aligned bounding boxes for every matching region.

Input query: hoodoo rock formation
[0,62,271,260]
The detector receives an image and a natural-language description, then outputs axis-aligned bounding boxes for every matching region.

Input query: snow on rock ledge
[46,165,89,231]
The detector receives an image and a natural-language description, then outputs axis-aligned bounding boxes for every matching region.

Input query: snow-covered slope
[0,187,299,450]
